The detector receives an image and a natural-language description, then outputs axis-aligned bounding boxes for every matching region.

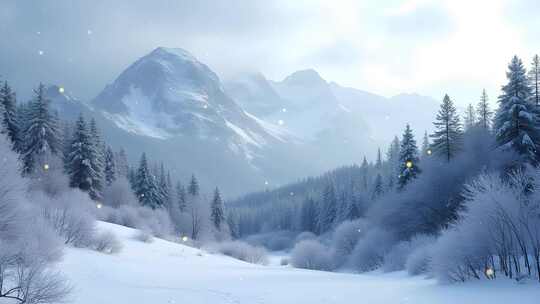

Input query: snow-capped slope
[92,47,282,152]
[60,222,540,304]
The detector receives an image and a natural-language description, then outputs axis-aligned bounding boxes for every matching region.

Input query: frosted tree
[430,94,463,162]
[463,103,476,131]
[494,56,540,163]
[360,157,369,191]
[187,174,204,239]
[318,183,337,233]
[89,118,104,199]
[0,81,21,151]
[385,136,400,189]
[158,163,170,208]
[115,148,129,177]
[372,173,384,200]
[21,83,61,175]
[104,146,116,186]
[176,181,187,212]
[300,197,318,233]
[476,89,493,130]
[134,153,161,209]
[398,124,420,189]
[529,54,540,107]
[375,148,382,170]
[210,187,225,231]
[421,131,430,156]
[188,174,200,196]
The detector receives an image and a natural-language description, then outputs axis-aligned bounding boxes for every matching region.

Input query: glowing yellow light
[58,87,65,94]
[43,164,49,171]
[182,236,188,242]
[406,161,413,168]
[96,203,102,209]
[427,149,432,155]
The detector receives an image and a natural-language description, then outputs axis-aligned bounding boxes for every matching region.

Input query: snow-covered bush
[102,177,137,208]
[213,241,269,265]
[27,157,69,198]
[332,220,366,265]
[0,134,71,303]
[405,236,437,276]
[35,190,97,247]
[245,231,296,251]
[291,240,335,271]
[135,229,154,243]
[92,231,122,254]
[99,204,174,238]
[382,234,437,273]
[295,231,317,243]
[280,257,289,266]
[348,228,395,272]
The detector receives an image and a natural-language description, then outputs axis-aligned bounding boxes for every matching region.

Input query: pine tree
[104,146,116,186]
[529,54,540,107]
[430,94,463,162]
[188,174,200,196]
[115,148,129,177]
[372,173,384,200]
[463,103,476,131]
[398,124,420,189]
[385,136,400,189]
[300,197,318,233]
[134,153,162,209]
[318,183,337,233]
[89,118,104,200]
[375,148,382,170]
[21,83,61,175]
[421,131,430,156]
[494,56,540,163]
[210,187,225,231]
[176,181,187,212]
[477,89,493,130]
[65,115,102,199]
[360,157,369,191]
[157,163,170,208]
[0,81,21,151]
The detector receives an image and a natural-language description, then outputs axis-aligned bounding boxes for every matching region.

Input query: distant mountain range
[46,47,440,197]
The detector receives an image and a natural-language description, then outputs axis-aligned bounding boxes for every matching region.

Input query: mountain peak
[150,47,198,63]
[282,69,326,86]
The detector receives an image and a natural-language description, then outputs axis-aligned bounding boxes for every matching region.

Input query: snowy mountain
[59,221,540,304]
[226,70,439,162]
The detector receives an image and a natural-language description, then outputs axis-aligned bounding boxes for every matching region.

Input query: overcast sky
[1,0,539,105]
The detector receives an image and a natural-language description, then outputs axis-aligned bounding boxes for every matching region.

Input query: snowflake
[87,29,93,35]
[278,119,284,126]
[38,50,44,56]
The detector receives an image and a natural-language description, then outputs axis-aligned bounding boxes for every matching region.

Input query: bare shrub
[214,241,269,265]
[291,240,335,271]
[92,231,122,254]
[134,229,154,243]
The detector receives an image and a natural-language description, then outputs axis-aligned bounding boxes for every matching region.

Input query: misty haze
[0,1,540,303]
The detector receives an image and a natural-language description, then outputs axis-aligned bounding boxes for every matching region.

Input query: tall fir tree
[210,187,225,231]
[398,124,421,189]
[158,163,170,208]
[65,115,102,200]
[375,148,382,170]
[89,118,104,200]
[176,181,187,212]
[104,146,116,186]
[360,157,369,191]
[115,148,129,177]
[463,103,476,131]
[529,54,540,107]
[421,131,430,156]
[494,56,540,164]
[300,197,318,233]
[372,173,384,200]
[477,89,493,130]
[385,136,400,189]
[134,153,162,209]
[0,81,21,151]
[188,174,200,196]
[21,83,61,175]
[430,94,463,162]
[317,183,337,233]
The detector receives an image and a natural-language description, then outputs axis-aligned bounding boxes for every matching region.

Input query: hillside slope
[59,222,540,304]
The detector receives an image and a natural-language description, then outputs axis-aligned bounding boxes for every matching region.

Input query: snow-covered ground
[60,222,540,304]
